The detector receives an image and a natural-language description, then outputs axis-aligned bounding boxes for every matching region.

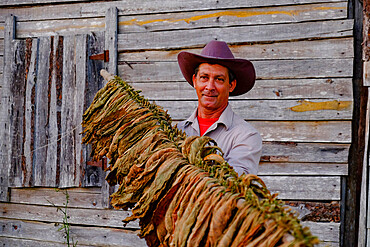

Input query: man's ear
[192,74,197,87]
[229,79,237,93]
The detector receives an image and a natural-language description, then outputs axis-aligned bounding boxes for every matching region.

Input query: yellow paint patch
[0,26,4,30]
[290,100,352,112]
[119,6,345,26]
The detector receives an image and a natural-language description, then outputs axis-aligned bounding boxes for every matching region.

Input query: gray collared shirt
[177,104,262,175]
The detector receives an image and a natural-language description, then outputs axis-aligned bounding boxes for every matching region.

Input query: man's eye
[216,78,225,82]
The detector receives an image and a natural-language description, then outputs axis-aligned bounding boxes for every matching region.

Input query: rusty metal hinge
[89,50,109,62]
[86,157,107,170]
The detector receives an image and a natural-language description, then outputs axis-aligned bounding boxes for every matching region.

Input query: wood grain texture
[23,38,38,187]
[59,35,78,188]
[302,221,340,244]
[260,176,341,200]
[358,88,370,246]
[105,7,118,75]
[74,34,88,188]
[117,19,353,51]
[0,202,139,229]
[59,34,89,188]
[0,238,87,247]
[160,99,353,121]
[258,162,348,176]
[119,37,354,61]
[0,0,347,21]
[84,32,105,187]
[250,120,351,143]
[0,218,146,247]
[131,78,353,100]
[33,37,53,186]
[118,59,353,83]
[261,142,349,163]
[0,220,338,247]
[0,15,15,201]
[7,40,26,188]
[10,187,102,208]
[118,2,348,33]
[101,8,118,208]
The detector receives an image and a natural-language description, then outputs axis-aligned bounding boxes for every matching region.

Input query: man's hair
[194,64,236,83]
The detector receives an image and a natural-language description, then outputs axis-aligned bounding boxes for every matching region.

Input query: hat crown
[200,40,235,59]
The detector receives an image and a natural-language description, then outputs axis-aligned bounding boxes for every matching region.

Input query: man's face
[193,63,236,115]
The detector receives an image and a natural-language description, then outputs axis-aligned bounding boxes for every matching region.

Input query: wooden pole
[101,7,118,209]
[358,0,370,245]
[0,15,16,201]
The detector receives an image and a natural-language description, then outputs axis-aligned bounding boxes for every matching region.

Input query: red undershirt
[197,116,219,136]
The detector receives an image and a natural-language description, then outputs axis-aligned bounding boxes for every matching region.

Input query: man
[176,40,262,175]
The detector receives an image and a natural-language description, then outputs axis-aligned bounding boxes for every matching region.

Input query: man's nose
[205,78,216,90]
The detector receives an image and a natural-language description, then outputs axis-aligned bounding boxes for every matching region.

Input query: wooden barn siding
[0,1,353,246]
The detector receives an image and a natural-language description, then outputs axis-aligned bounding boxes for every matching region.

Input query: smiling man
[177,40,262,175]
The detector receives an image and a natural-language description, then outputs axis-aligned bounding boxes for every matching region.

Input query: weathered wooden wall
[0,0,354,246]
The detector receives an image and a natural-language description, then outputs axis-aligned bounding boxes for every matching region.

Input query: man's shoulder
[231,112,260,136]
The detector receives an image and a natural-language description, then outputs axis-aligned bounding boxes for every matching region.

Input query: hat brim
[177,51,255,96]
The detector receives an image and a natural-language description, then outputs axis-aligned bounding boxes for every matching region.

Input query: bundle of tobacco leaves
[82,70,319,247]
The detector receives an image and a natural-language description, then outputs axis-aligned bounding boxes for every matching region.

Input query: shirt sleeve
[224,131,262,176]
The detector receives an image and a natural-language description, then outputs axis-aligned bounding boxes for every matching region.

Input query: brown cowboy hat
[177,40,255,96]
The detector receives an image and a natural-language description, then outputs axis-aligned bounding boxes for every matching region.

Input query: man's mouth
[203,94,217,98]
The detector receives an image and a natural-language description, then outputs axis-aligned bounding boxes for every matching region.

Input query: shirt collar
[184,104,233,131]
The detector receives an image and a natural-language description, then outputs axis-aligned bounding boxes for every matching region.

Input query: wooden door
[0,12,117,201]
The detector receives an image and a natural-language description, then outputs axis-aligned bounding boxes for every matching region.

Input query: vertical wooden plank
[8,39,26,188]
[84,32,105,187]
[359,87,370,247]
[59,35,76,188]
[59,34,87,188]
[44,36,59,187]
[105,7,118,75]
[74,34,87,187]
[23,38,38,187]
[102,7,118,208]
[0,15,15,201]
[33,37,52,187]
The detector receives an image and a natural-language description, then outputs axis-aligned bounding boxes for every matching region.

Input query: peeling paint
[119,6,345,26]
[290,100,352,112]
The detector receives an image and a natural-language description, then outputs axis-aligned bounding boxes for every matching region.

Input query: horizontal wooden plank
[261,142,349,163]
[302,221,340,244]
[0,1,347,22]
[260,176,341,200]
[120,38,354,61]
[174,120,351,143]
[118,19,353,51]
[160,99,353,121]
[0,202,140,229]
[0,218,146,247]
[0,211,339,245]
[10,187,103,208]
[12,17,105,39]
[0,9,351,40]
[0,0,103,6]
[118,2,348,33]
[118,59,353,82]
[131,78,353,100]
[0,2,348,38]
[258,162,348,176]
[0,237,93,247]
[251,120,351,143]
